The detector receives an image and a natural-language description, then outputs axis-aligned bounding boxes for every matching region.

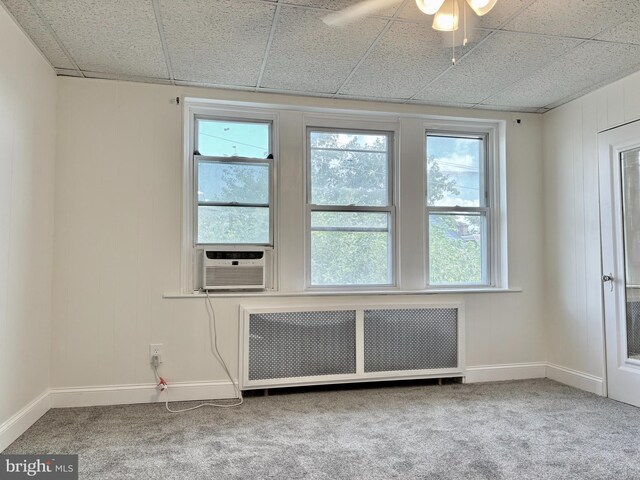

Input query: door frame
[598,120,640,404]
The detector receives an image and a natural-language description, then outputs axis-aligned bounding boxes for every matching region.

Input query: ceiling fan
[322,0,498,30]
[322,0,498,64]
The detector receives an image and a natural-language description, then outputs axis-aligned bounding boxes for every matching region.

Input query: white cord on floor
[153,290,243,413]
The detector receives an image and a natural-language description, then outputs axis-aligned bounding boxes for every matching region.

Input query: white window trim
[303,115,400,291]
[423,119,507,290]
[182,99,279,293]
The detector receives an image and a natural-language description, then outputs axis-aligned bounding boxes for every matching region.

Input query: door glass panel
[621,147,640,360]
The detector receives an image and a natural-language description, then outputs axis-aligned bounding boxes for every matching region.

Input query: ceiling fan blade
[466,0,498,16]
[322,0,403,27]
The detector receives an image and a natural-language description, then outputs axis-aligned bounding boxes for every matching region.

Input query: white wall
[0,5,56,442]
[542,69,640,391]
[51,77,546,397]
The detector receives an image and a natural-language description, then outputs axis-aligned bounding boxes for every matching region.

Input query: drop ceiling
[4,0,640,113]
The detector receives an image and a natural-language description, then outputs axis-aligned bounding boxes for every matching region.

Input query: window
[183,99,505,295]
[194,117,273,245]
[426,132,490,286]
[306,128,395,287]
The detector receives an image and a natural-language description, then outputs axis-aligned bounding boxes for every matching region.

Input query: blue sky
[198,119,269,158]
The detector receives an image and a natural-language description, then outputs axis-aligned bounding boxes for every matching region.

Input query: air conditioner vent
[205,266,264,287]
[202,249,266,290]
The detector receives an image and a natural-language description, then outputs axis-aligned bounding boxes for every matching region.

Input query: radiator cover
[240,303,464,389]
[364,308,458,373]
[248,310,356,380]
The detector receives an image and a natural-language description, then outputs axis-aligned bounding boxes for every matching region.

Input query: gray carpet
[4,379,640,479]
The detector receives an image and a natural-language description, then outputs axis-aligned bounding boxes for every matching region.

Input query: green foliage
[427,156,460,206]
[428,214,482,285]
[311,231,389,285]
[309,132,390,285]
[310,132,388,207]
[197,162,269,244]
[427,155,483,285]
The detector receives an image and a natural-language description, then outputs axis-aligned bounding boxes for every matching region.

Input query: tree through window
[195,118,273,245]
[307,129,394,287]
[426,133,489,286]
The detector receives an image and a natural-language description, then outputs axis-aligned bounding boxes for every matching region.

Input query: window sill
[163,287,522,299]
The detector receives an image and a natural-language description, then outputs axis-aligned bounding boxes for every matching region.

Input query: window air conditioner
[202,250,266,290]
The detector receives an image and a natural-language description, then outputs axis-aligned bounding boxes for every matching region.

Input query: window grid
[305,127,396,288]
[193,116,274,246]
[426,131,492,287]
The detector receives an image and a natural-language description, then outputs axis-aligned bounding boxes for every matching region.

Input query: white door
[599,120,640,407]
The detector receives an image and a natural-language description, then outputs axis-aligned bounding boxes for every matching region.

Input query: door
[599,120,640,407]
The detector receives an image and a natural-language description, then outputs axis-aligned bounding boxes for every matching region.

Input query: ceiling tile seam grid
[470,6,640,111]
[256,0,282,90]
[24,0,84,78]
[333,0,411,98]
[403,0,539,104]
[151,0,175,85]
[19,0,640,113]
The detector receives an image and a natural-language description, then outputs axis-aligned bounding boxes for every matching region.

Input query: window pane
[427,135,483,207]
[310,131,387,152]
[429,213,486,285]
[197,119,270,158]
[198,161,269,204]
[311,212,391,286]
[310,131,389,206]
[198,206,269,244]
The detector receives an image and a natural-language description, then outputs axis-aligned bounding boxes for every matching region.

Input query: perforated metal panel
[248,310,356,380]
[627,301,640,357]
[364,308,458,372]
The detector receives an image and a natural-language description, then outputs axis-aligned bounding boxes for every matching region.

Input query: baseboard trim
[0,390,51,452]
[465,362,547,384]
[50,381,237,408]
[1,364,606,450]
[546,364,605,396]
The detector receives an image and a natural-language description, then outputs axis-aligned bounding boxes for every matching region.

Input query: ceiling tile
[160,0,275,87]
[504,0,640,39]
[596,14,640,45]
[399,0,531,29]
[2,0,75,69]
[341,22,487,99]
[32,0,167,78]
[260,6,388,93]
[414,31,582,104]
[483,41,640,109]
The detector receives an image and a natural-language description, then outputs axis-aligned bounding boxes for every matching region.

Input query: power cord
[152,289,243,413]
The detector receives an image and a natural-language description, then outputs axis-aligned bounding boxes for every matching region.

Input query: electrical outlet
[149,344,163,365]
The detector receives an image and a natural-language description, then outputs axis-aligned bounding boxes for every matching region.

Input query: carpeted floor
[4,379,640,479]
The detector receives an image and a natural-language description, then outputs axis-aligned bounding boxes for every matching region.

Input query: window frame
[304,126,397,290]
[182,101,279,293]
[193,115,274,247]
[424,123,501,289]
